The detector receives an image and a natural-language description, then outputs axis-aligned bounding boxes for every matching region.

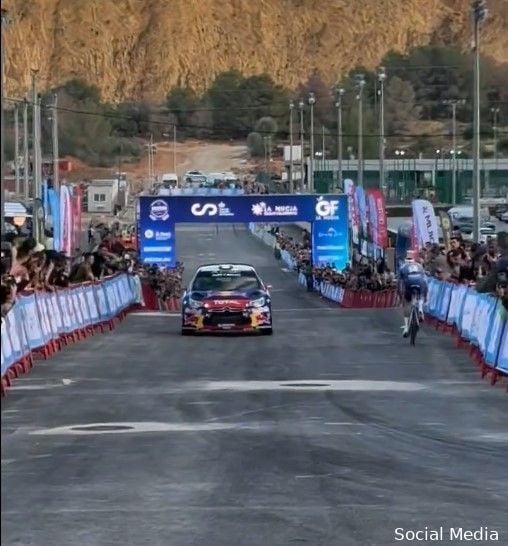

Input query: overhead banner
[137,194,349,268]
[412,199,439,249]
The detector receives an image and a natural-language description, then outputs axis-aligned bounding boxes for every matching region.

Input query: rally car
[181,264,273,335]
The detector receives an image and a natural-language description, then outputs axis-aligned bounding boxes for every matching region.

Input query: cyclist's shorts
[403,276,427,302]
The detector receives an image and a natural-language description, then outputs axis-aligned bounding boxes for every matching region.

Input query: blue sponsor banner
[312,195,349,270]
[138,194,349,267]
[138,194,347,224]
[138,197,176,267]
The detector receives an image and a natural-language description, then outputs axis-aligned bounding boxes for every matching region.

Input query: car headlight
[187,297,202,309]
[249,296,267,308]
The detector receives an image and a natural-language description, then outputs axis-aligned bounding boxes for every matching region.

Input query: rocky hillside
[3,0,508,102]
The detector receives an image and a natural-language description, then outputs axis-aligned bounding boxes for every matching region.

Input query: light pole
[356,73,366,186]
[1,8,9,237]
[52,93,59,192]
[308,92,315,193]
[444,99,465,205]
[472,0,488,242]
[335,86,344,190]
[31,68,41,199]
[491,106,500,164]
[289,99,294,193]
[14,102,20,194]
[23,97,29,199]
[299,99,304,192]
[378,67,386,191]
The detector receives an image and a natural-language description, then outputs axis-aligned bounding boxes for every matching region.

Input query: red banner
[366,189,388,248]
[71,185,82,252]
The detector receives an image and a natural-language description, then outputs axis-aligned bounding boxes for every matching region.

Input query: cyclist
[398,250,428,337]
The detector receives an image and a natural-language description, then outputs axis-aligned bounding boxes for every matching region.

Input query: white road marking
[197,380,426,392]
[132,311,180,317]
[30,422,237,436]
[324,422,360,426]
[61,379,73,386]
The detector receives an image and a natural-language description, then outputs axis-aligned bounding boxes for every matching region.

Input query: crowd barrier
[1,274,144,396]
[140,283,181,312]
[297,272,398,308]
[425,278,507,386]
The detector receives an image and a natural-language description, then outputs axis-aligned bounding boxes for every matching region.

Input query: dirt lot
[64,140,253,190]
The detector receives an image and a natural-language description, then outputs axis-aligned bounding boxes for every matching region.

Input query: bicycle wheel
[409,306,419,346]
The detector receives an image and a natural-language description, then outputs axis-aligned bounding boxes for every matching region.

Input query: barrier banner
[426,279,507,378]
[1,274,144,382]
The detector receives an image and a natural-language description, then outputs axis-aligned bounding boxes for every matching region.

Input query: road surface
[2,225,507,546]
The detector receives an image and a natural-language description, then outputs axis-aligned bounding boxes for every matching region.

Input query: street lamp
[378,67,386,191]
[472,0,488,242]
[289,100,294,193]
[299,99,305,192]
[335,86,345,189]
[355,74,366,186]
[308,92,316,192]
[443,98,466,205]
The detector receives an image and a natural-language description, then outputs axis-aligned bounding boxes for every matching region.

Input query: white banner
[411,199,439,248]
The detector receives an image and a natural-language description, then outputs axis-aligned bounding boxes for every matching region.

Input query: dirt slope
[3,0,507,102]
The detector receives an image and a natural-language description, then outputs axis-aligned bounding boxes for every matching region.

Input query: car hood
[188,289,267,309]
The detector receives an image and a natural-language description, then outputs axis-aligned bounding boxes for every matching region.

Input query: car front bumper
[182,306,272,333]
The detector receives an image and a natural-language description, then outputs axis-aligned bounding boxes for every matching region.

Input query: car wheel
[261,327,273,335]
[181,328,194,336]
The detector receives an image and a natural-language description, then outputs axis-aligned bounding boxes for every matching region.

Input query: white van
[448,206,493,230]
[161,173,179,188]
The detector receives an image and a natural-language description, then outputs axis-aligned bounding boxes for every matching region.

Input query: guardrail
[1,274,144,396]
[425,277,507,386]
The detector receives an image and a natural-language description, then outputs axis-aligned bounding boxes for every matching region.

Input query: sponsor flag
[411,199,439,249]
[366,189,388,248]
[59,185,73,255]
[438,210,452,250]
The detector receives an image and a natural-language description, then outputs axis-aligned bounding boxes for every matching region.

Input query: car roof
[196,263,257,273]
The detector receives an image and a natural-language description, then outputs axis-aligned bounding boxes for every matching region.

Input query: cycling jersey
[398,262,428,302]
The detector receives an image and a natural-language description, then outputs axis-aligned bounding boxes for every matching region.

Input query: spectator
[70,253,96,283]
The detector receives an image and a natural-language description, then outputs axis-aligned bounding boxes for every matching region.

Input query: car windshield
[192,270,261,292]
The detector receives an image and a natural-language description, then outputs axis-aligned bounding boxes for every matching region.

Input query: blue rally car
[181,263,273,335]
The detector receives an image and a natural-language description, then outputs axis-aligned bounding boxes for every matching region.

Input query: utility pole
[308,92,315,193]
[173,124,177,173]
[472,0,487,243]
[289,100,294,193]
[299,99,304,192]
[14,102,20,194]
[31,68,40,199]
[52,93,59,192]
[1,8,9,237]
[491,106,500,165]
[322,125,326,163]
[356,74,366,186]
[452,101,457,205]
[378,67,386,191]
[23,97,29,199]
[335,87,344,190]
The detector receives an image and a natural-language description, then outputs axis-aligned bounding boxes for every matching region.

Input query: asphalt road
[2,224,507,546]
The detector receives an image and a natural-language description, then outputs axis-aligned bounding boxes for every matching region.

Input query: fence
[1,274,144,395]
[297,272,399,308]
[425,277,507,384]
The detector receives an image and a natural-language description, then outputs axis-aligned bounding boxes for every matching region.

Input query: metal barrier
[1,274,144,396]
[425,278,507,386]
[297,272,398,308]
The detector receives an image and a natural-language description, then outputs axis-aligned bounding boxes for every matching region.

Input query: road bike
[408,287,422,346]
